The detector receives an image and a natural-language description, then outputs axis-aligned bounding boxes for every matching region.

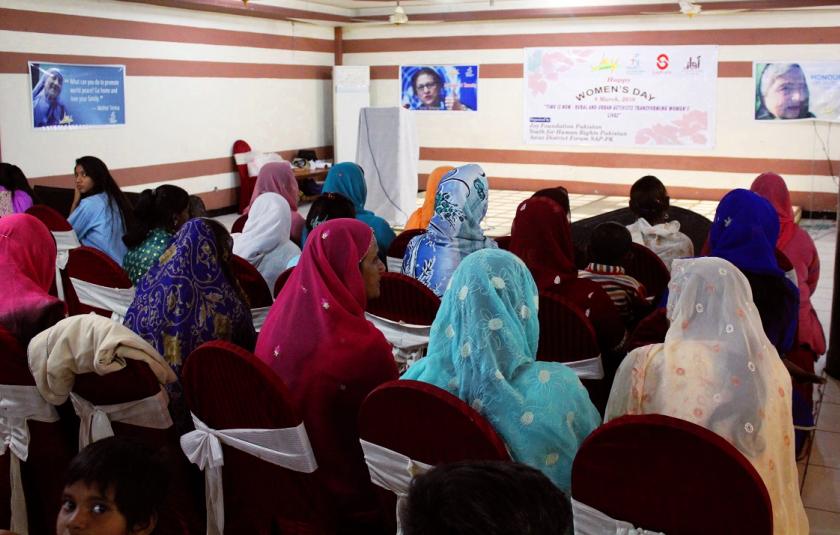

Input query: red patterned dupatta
[510,196,577,291]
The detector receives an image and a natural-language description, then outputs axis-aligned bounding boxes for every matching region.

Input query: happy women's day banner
[524,46,718,148]
[30,62,126,130]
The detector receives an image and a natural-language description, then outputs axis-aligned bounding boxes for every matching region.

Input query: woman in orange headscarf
[403,166,454,230]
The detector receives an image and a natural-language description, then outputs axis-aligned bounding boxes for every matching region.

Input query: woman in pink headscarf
[245,161,306,244]
[255,218,396,534]
[0,214,65,345]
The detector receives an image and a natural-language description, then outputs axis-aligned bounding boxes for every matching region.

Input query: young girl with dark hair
[0,163,37,215]
[122,185,190,284]
[69,156,135,264]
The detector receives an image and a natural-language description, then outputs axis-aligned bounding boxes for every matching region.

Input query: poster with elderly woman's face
[401,65,478,111]
[29,61,126,129]
[755,62,840,121]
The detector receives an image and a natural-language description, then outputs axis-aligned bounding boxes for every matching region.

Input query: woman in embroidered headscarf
[404,165,455,230]
[124,218,255,378]
[708,189,798,356]
[606,257,808,534]
[245,161,305,244]
[322,162,396,255]
[255,218,397,533]
[402,249,600,491]
[0,214,64,345]
[402,164,497,297]
[232,192,301,291]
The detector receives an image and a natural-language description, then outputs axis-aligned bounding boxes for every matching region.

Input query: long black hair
[75,156,135,231]
[0,163,39,204]
[123,185,189,248]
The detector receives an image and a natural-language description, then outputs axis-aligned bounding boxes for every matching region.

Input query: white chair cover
[386,256,403,275]
[572,498,666,535]
[563,355,605,380]
[251,306,271,332]
[0,385,60,535]
[364,312,430,368]
[68,278,136,323]
[52,230,81,301]
[180,413,318,535]
[70,389,172,449]
[360,439,433,534]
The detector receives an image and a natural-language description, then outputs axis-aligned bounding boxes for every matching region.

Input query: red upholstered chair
[537,293,600,364]
[273,267,294,298]
[545,278,626,354]
[181,341,334,534]
[386,228,425,272]
[366,272,440,326]
[358,380,511,531]
[230,254,273,308]
[25,204,72,231]
[231,214,248,234]
[494,235,512,250]
[620,242,670,302]
[62,246,133,318]
[0,326,74,535]
[234,139,254,214]
[572,414,773,535]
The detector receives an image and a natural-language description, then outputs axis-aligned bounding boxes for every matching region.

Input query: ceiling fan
[642,1,749,17]
[348,0,443,26]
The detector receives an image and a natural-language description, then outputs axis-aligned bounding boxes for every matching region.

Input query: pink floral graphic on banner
[635,110,708,145]
[527,49,593,96]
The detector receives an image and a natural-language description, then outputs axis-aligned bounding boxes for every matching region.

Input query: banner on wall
[29,62,126,130]
[400,65,478,111]
[524,46,718,147]
[754,62,840,122]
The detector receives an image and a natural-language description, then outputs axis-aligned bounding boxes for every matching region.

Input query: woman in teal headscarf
[318,162,396,254]
[402,249,600,491]
[402,164,497,296]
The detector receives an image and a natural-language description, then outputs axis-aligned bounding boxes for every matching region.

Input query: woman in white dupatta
[606,257,807,535]
[232,192,301,291]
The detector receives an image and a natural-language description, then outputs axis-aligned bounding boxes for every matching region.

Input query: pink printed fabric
[245,161,305,243]
[751,173,826,354]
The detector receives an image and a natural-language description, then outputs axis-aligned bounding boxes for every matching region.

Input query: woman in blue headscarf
[318,162,395,254]
[402,164,497,296]
[402,249,600,491]
[708,189,798,356]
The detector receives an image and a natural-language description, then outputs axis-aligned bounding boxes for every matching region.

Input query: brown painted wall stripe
[0,8,333,53]
[120,0,352,23]
[419,147,840,177]
[370,62,751,79]
[344,26,840,54]
[196,187,238,211]
[0,52,331,79]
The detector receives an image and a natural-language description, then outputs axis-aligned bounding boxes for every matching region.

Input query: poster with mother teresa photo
[401,65,478,111]
[30,62,126,129]
[754,62,840,122]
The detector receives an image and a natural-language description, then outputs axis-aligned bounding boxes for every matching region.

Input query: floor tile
[818,402,840,433]
[802,465,840,512]
[806,507,840,534]
[800,461,808,487]
[825,377,840,405]
[812,431,840,469]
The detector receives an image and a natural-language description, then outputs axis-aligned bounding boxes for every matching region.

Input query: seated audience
[124,218,255,378]
[532,185,571,219]
[403,165,455,230]
[402,164,497,296]
[402,249,600,491]
[0,214,64,344]
[626,175,694,271]
[245,161,305,244]
[322,162,396,254]
[578,222,647,325]
[300,191,357,245]
[255,218,397,533]
[69,156,134,264]
[510,196,578,290]
[232,192,301,291]
[606,257,809,535]
[0,163,37,215]
[402,461,572,535]
[122,185,190,284]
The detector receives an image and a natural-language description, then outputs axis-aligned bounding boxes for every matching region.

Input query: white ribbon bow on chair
[571,498,666,535]
[0,385,60,535]
[179,413,318,535]
[51,230,80,301]
[68,278,136,323]
[70,389,172,449]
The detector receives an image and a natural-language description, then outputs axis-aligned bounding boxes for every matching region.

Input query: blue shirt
[69,192,127,265]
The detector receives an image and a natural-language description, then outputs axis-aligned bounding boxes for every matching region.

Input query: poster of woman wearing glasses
[401,65,478,111]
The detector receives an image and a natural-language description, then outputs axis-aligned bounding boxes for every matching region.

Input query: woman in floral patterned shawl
[402,164,497,296]
[124,218,255,377]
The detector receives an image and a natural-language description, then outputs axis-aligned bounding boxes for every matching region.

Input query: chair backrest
[386,228,425,271]
[572,414,773,535]
[181,341,333,534]
[25,204,72,231]
[233,139,254,214]
[367,272,440,325]
[546,278,625,354]
[231,213,248,234]
[273,267,294,298]
[63,246,133,317]
[494,235,512,250]
[537,293,600,363]
[621,242,670,301]
[230,254,273,308]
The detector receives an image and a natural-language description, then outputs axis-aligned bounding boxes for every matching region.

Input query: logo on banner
[592,57,619,73]
[656,54,670,70]
[684,55,702,72]
[626,53,644,74]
